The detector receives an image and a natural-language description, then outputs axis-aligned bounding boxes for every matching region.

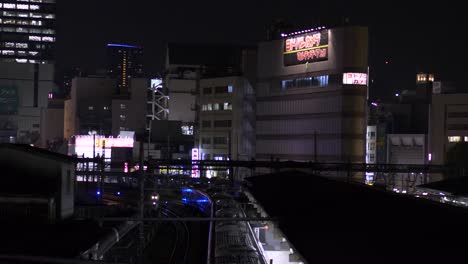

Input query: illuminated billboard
[343,73,368,85]
[283,29,329,66]
[73,135,134,160]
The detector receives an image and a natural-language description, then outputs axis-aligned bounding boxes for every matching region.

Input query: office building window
[202,137,211,144]
[181,125,193,135]
[215,86,229,94]
[103,106,110,110]
[213,103,220,111]
[281,75,329,90]
[448,136,461,142]
[202,120,211,128]
[203,87,212,95]
[223,102,232,110]
[88,106,94,110]
[213,136,227,145]
[228,85,233,93]
[120,115,126,121]
[120,103,126,110]
[214,120,231,128]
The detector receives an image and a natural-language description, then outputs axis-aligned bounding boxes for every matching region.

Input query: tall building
[0,0,56,64]
[106,43,143,94]
[256,26,368,166]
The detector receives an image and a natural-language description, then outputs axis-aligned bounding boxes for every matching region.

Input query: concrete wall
[40,108,64,147]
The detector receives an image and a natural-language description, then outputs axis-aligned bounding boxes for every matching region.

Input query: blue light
[96,191,101,196]
[107,43,139,49]
[182,188,194,193]
[116,192,121,196]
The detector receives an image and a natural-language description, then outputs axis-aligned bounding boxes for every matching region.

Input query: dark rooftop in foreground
[0,219,107,258]
[246,171,468,263]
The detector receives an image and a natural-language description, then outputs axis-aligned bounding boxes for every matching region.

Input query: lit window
[207,104,212,111]
[29,35,41,41]
[223,102,232,110]
[448,136,461,142]
[465,136,468,142]
[120,104,126,110]
[29,5,40,10]
[181,125,194,135]
[213,103,220,111]
[103,106,110,110]
[17,4,29,9]
[228,85,233,93]
[120,115,126,121]
[42,36,55,42]
[4,3,16,9]
[88,106,94,110]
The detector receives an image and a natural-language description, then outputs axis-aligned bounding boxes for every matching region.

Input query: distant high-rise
[106,43,143,94]
[0,0,56,64]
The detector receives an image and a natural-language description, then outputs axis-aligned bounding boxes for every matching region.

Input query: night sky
[56,0,466,100]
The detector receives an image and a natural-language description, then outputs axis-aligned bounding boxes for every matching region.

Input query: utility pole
[137,139,145,263]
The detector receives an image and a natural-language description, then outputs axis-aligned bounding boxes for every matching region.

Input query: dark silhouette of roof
[0,143,76,163]
[246,171,468,263]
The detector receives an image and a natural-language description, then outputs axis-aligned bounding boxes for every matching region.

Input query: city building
[0,0,56,64]
[430,92,468,168]
[0,61,56,144]
[164,43,257,180]
[106,43,143,94]
[256,26,368,165]
[64,76,148,139]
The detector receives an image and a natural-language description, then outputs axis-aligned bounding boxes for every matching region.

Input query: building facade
[64,77,148,140]
[106,44,143,94]
[0,0,56,64]
[256,26,368,164]
[430,93,468,167]
[0,61,55,144]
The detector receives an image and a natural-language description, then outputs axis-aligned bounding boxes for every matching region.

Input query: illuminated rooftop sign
[75,135,134,148]
[283,29,329,66]
[343,73,368,85]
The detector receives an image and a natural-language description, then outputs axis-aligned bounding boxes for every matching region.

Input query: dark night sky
[55,1,467,100]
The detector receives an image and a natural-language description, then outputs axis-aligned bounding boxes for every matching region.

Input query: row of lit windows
[0,19,52,28]
[2,43,49,49]
[28,35,54,41]
[1,3,42,10]
[0,57,47,63]
[201,102,232,111]
[3,42,28,48]
[17,0,56,2]
[1,50,39,56]
[1,11,55,19]
[0,27,55,36]
[2,50,38,55]
[281,75,329,90]
[448,136,468,143]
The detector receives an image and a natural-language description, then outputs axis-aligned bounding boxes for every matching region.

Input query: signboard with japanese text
[343,73,368,85]
[283,29,329,66]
